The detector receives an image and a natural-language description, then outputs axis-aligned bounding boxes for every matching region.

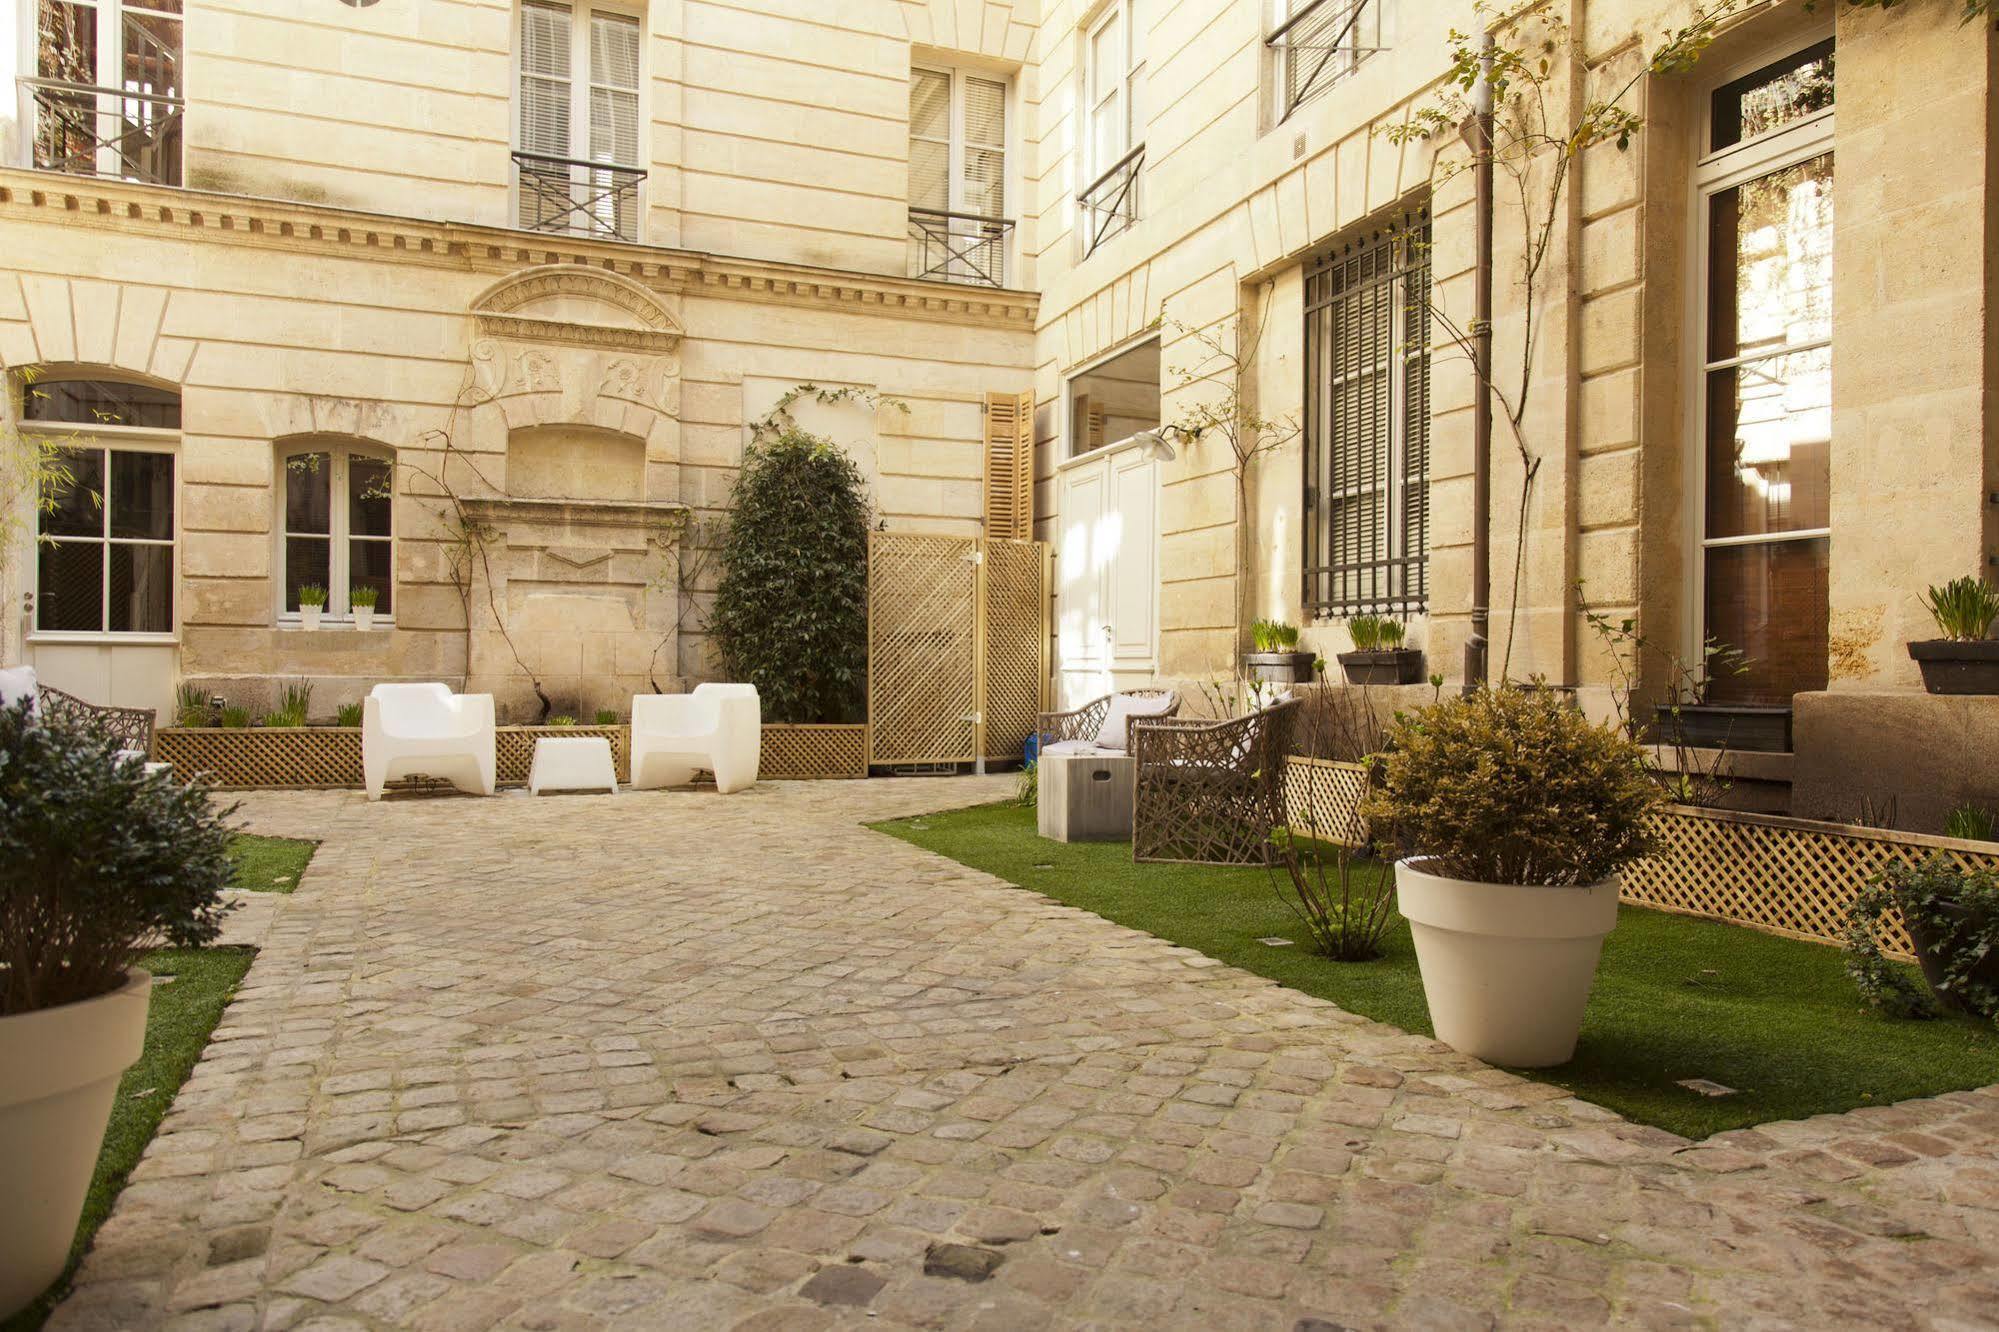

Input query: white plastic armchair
[630,683,761,794]
[362,683,497,800]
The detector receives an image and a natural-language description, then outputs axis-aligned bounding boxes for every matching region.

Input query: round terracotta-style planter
[0,970,151,1318]
[1395,859,1618,1068]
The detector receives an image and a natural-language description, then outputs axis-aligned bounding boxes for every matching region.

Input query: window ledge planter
[1394,858,1619,1068]
[1243,650,1315,686]
[1654,703,1792,754]
[0,969,151,1316]
[1908,639,1999,695]
[1338,648,1423,686]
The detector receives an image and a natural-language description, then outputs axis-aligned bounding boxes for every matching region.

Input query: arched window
[277,441,394,622]
[22,374,179,636]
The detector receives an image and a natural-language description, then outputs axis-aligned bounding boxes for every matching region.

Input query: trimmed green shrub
[709,427,872,724]
[0,698,233,1015]
[1362,685,1660,887]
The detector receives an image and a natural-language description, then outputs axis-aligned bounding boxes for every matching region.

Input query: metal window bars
[907,207,1016,287]
[1078,143,1144,259]
[20,77,184,186]
[1266,0,1384,124]
[1302,215,1432,620]
[512,149,644,242]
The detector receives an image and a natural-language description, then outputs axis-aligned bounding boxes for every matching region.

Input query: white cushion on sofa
[1095,692,1176,751]
[0,664,37,713]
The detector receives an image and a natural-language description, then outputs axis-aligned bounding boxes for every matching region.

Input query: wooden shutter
[983,389,1035,540]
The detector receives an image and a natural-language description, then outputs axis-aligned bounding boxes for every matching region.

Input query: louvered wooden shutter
[983,390,1035,540]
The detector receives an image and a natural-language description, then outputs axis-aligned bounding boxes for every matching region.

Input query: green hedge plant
[709,427,872,723]
[0,698,233,1015]
[1362,685,1660,887]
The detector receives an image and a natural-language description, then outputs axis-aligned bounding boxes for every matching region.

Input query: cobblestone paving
[53,779,1999,1331]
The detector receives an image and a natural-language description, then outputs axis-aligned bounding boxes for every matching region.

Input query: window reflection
[1712,40,1834,151]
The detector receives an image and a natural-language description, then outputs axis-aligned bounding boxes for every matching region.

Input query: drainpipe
[1461,33,1495,694]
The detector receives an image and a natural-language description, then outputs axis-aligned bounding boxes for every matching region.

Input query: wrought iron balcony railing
[20,77,184,186]
[512,149,645,242]
[1267,0,1384,124]
[1079,143,1143,260]
[907,206,1015,288]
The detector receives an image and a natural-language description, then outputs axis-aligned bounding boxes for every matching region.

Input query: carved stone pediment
[470,265,685,353]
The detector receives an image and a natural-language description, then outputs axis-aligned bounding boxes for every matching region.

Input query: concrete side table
[1038,751,1137,842]
[529,736,618,795]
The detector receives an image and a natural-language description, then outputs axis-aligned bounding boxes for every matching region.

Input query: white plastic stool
[528,736,618,796]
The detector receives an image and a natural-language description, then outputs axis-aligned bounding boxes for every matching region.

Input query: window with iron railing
[515,0,644,241]
[1267,0,1384,125]
[1303,215,1431,620]
[907,65,1015,288]
[1077,0,1147,258]
[22,0,183,186]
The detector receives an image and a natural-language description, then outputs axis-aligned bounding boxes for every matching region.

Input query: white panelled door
[1055,442,1159,705]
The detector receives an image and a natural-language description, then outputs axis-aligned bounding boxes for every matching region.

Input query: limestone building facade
[0,0,1991,735]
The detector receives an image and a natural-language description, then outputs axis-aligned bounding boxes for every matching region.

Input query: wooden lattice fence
[1273,758,1989,960]
[1282,756,1371,848]
[867,531,1049,768]
[981,537,1050,765]
[158,726,631,789]
[762,724,869,779]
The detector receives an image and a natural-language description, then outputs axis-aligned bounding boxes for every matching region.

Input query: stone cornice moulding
[0,169,1038,331]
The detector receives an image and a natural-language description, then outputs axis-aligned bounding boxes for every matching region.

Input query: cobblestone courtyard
[52,779,1999,1331]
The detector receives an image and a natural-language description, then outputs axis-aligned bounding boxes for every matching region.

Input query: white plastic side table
[528,736,618,795]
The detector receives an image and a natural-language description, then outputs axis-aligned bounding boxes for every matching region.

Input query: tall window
[1078,0,1146,255]
[1267,0,1385,124]
[279,444,394,622]
[907,65,1012,287]
[1303,216,1431,618]
[24,378,179,636]
[1695,39,1834,705]
[26,0,183,185]
[515,1,643,241]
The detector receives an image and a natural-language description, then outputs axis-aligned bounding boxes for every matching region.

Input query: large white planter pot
[1395,859,1619,1068]
[0,970,151,1318]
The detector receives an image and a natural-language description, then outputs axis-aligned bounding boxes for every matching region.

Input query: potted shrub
[349,584,379,631]
[0,699,232,1316]
[1244,619,1314,685]
[1362,686,1660,1067]
[1908,575,1999,695]
[1337,614,1423,685]
[1846,856,1999,1022]
[296,583,326,630]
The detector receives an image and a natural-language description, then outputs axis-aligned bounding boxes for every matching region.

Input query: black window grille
[1303,214,1431,619]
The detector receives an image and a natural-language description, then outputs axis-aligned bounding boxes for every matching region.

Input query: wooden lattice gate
[868,532,1049,768]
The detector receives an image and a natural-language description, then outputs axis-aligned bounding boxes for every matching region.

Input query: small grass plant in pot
[1338,614,1423,685]
[0,698,233,1316]
[348,584,379,631]
[1244,619,1314,685]
[295,583,327,631]
[1362,685,1661,1067]
[1908,575,1999,695]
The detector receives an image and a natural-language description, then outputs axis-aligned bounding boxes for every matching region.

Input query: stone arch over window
[272,434,396,622]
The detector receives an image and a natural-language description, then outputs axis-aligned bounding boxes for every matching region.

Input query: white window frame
[22,416,180,646]
[512,0,647,241]
[908,62,1016,284]
[1265,0,1386,128]
[275,442,396,629]
[1684,34,1835,670]
[1076,0,1145,246]
[16,0,183,180]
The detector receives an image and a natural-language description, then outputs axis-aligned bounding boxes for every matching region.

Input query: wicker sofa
[1131,697,1301,865]
[1,665,158,756]
[1035,688,1179,756]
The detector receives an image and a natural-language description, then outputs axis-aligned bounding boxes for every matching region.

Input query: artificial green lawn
[3,947,255,1332]
[228,833,317,893]
[876,801,1999,1139]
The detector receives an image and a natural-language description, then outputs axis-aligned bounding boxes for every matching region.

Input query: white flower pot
[352,607,375,631]
[1395,858,1619,1068]
[0,970,151,1317]
[298,605,323,630]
